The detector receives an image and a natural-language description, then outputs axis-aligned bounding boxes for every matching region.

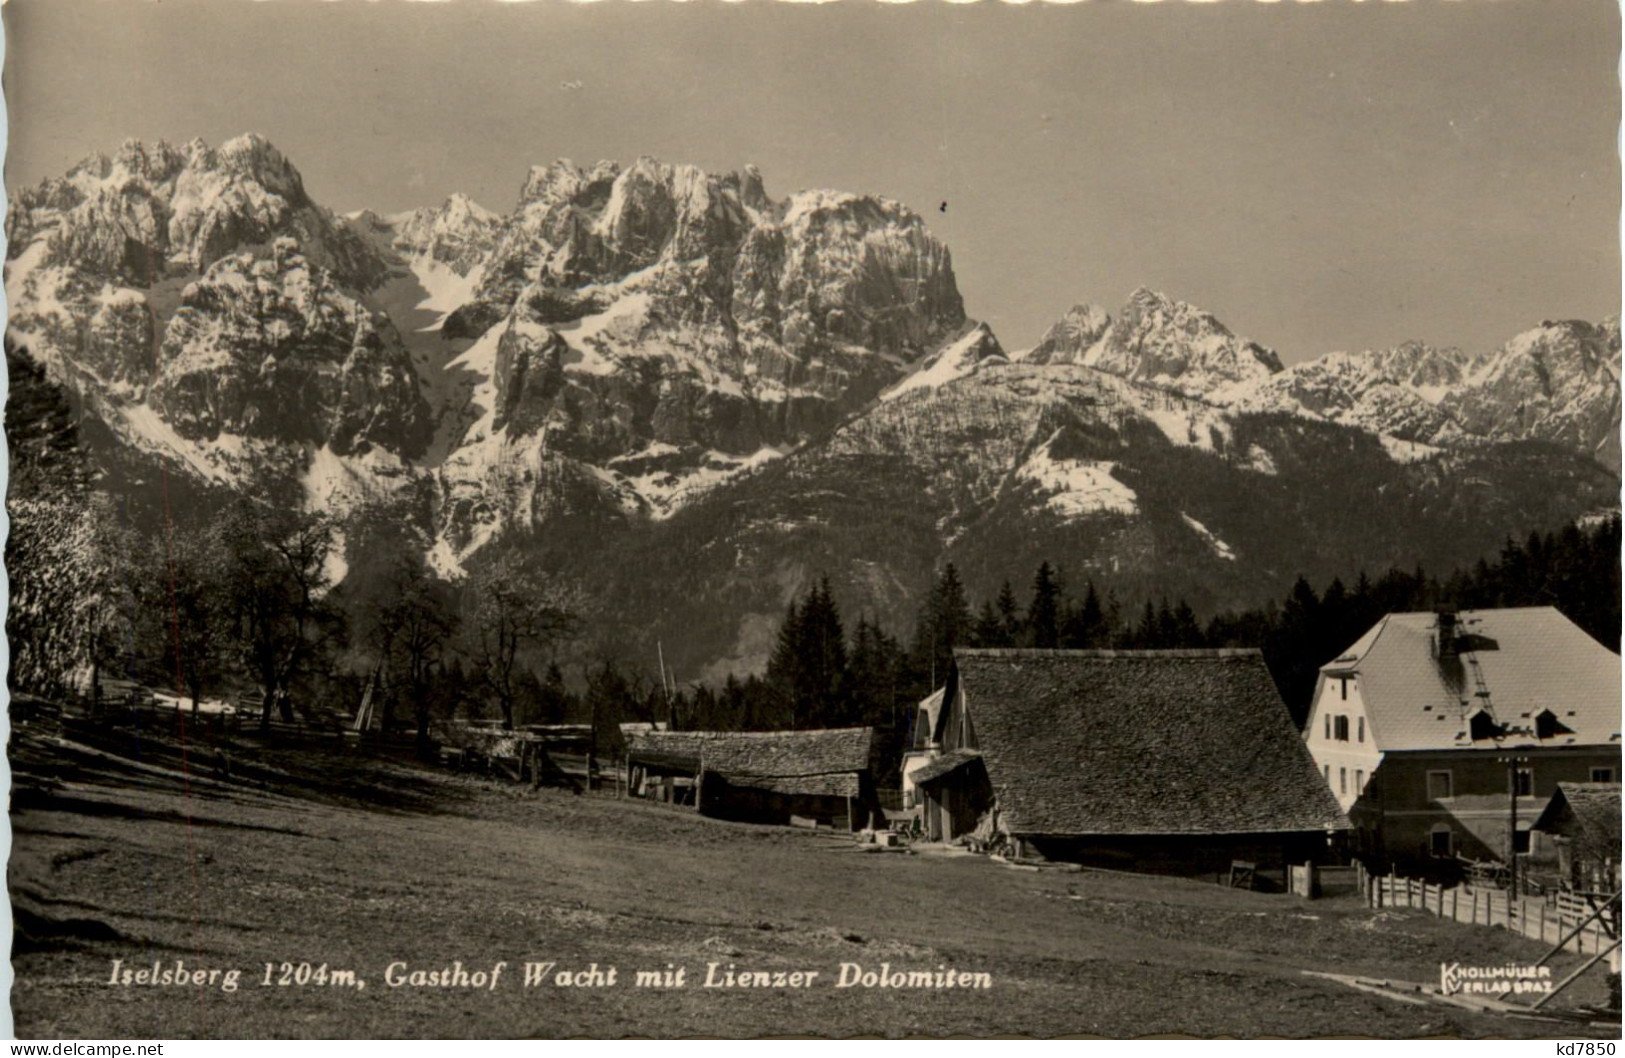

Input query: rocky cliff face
[149,239,432,456]
[7,133,1619,661]
[8,135,385,290]
[1026,293,1622,471]
[417,156,969,562]
[8,136,974,571]
[1019,289,1282,399]
[5,136,433,504]
[1446,319,1622,468]
[1024,303,1112,366]
[1223,340,1475,446]
[386,193,503,277]
[443,157,965,389]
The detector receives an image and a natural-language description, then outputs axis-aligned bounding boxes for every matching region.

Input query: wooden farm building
[1532,782,1622,894]
[912,649,1349,881]
[625,727,882,831]
[1304,607,1622,879]
[624,730,708,807]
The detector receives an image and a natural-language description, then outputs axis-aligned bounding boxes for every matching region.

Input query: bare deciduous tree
[468,556,582,730]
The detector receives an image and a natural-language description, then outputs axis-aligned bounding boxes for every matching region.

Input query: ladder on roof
[1461,645,1503,742]
[1464,651,1493,708]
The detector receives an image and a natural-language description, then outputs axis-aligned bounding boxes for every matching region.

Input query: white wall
[1305,672,1383,810]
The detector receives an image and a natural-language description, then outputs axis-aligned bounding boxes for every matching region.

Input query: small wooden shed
[625,727,881,830]
[1532,782,1622,893]
[625,731,708,807]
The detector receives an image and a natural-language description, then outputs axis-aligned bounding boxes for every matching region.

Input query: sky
[3,0,1620,361]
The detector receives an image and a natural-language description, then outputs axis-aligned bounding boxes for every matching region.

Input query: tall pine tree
[913,563,973,688]
[1027,561,1062,648]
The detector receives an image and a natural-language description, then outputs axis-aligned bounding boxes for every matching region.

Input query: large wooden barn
[625,728,882,831]
[912,648,1350,883]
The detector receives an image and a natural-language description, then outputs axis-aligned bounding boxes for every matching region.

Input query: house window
[1513,767,1533,798]
[1591,767,1615,783]
[1355,769,1365,795]
[1324,715,1331,740]
[1323,764,1331,783]
[1429,825,1454,858]
[1340,677,1348,701]
[1357,717,1365,743]
[1334,716,1350,742]
[1339,767,1348,795]
[1512,830,1531,855]
[1428,770,1453,800]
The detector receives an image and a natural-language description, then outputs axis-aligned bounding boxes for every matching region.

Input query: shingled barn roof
[952,648,1350,838]
[625,731,709,771]
[1533,782,1622,864]
[626,728,875,798]
[702,728,874,797]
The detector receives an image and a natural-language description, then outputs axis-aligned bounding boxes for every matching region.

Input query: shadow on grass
[40,718,481,818]
[10,787,327,837]
[13,884,268,935]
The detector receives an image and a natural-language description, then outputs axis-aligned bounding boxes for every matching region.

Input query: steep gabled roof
[911,687,946,750]
[952,649,1349,837]
[1319,607,1622,752]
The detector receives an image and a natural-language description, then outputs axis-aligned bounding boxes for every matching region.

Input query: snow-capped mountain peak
[1024,289,1282,399]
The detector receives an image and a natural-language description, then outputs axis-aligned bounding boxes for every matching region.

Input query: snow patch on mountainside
[1380,434,1442,463]
[1139,400,1232,454]
[301,443,410,510]
[1017,430,1138,518]
[1180,512,1236,561]
[610,444,791,519]
[882,323,1006,401]
[114,402,241,485]
[1243,445,1278,476]
[409,256,485,323]
[445,324,505,446]
[553,291,652,375]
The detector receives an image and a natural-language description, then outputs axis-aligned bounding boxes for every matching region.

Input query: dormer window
[1469,709,1503,742]
[1334,716,1350,742]
[1533,708,1572,740]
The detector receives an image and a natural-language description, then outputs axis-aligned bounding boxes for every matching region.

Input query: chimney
[1437,611,1458,659]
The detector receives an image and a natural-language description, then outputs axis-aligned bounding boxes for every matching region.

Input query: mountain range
[7,134,1620,678]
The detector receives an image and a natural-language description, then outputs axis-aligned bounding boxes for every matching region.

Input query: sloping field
[8,721,1610,1039]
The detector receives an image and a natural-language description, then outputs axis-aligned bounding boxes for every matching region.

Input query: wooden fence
[1355,861,1616,955]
